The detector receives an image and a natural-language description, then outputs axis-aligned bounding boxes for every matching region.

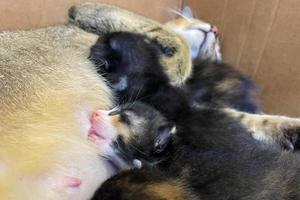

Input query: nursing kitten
[91,102,300,200]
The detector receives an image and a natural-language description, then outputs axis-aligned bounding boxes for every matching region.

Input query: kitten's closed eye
[162,47,176,57]
[154,126,175,154]
[89,44,110,70]
[120,112,131,125]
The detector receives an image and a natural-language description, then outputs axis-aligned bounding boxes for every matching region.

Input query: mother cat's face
[89,102,175,169]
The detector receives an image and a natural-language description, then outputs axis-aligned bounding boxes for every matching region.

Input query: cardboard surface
[186,0,300,116]
[0,0,180,31]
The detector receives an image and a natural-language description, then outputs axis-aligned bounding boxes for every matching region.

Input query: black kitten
[90,32,190,122]
[89,32,259,113]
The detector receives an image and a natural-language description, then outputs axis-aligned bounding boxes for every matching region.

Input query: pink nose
[91,110,105,123]
[212,25,219,35]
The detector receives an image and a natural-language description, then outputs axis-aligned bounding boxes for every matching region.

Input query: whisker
[163,7,192,22]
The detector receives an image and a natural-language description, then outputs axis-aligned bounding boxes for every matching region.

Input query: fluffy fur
[69,3,192,85]
[89,31,300,150]
[164,7,300,149]
[0,25,113,199]
[92,102,300,200]
[89,32,258,120]
[87,32,300,199]
[0,4,193,199]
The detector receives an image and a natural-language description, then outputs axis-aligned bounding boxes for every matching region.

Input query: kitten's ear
[154,125,176,153]
[182,6,193,18]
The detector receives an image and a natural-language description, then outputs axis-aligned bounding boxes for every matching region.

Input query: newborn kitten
[91,102,300,200]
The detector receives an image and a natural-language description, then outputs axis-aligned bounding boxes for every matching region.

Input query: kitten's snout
[91,110,109,123]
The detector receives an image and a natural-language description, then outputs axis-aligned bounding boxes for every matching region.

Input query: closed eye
[96,58,109,70]
[120,113,131,125]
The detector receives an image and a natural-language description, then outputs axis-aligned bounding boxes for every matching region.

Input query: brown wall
[0,0,181,31]
[185,0,300,116]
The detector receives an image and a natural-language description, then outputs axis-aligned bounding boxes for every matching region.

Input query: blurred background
[1,0,300,116]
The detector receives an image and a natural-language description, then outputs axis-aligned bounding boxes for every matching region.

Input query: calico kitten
[91,102,300,200]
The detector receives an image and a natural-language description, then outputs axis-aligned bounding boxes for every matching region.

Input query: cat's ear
[154,125,176,154]
[182,6,193,18]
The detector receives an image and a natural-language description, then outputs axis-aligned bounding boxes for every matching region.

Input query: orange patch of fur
[145,179,192,200]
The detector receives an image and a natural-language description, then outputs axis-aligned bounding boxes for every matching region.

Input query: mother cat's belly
[0,26,115,199]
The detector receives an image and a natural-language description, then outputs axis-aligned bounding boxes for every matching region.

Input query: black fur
[92,102,300,200]
[89,32,300,199]
[90,32,260,114]
[185,60,259,113]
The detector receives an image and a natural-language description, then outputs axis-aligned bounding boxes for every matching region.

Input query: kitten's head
[91,102,175,168]
[89,32,169,97]
[166,6,222,62]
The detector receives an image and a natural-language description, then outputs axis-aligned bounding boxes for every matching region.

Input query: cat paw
[68,3,101,33]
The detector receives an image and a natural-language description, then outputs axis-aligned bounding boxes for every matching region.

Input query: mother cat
[0,3,191,200]
[1,3,300,199]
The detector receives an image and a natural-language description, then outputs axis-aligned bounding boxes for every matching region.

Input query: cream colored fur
[0,3,194,199]
[0,25,114,199]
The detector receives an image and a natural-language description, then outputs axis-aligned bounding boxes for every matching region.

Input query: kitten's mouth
[88,128,107,143]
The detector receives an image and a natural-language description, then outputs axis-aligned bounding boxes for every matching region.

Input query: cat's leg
[68,3,192,85]
[224,108,300,150]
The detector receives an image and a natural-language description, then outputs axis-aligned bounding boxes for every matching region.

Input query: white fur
[252,131,270,142]
[166,8,223,62]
